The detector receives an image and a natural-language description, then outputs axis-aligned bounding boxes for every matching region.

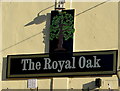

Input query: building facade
[0,1,119,90]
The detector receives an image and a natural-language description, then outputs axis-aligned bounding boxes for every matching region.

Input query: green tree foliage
[50,12,75,40]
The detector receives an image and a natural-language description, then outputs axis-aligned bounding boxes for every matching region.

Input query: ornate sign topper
[7,50,117,78]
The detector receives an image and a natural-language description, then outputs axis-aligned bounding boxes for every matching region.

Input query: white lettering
[36,62,41,70]
[28,60,35,70]
[44,58,51,69]
[58,61,65,72]
[52,61,58,69]
[72,57,76,68]
[79,56,86,68]
[86,59,93,68]
[21,59,30,71]
[93,56,101,68]
[65,60,71,69]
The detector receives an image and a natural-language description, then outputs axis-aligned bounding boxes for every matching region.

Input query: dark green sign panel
[7,50,117,78]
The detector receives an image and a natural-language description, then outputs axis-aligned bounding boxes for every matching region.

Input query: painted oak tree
[50,12,75,50]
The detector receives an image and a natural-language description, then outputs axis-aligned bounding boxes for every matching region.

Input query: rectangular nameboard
[6,50,117,79]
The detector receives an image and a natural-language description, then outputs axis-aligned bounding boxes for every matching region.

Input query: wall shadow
[2,14,51,81]
[24,4,54,27]
[24,12,51,53]
[50,78,53,91]
[42,13,51,53]
[82,81,96,91]
[24,15,46,27]
[2,57,7,80]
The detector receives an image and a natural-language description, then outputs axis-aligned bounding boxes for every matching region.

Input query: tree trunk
[55,24,66,51]
[55,34,65,51]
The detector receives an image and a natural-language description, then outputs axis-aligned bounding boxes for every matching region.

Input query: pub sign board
[7,50,117,78]
[49,9,75,59]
